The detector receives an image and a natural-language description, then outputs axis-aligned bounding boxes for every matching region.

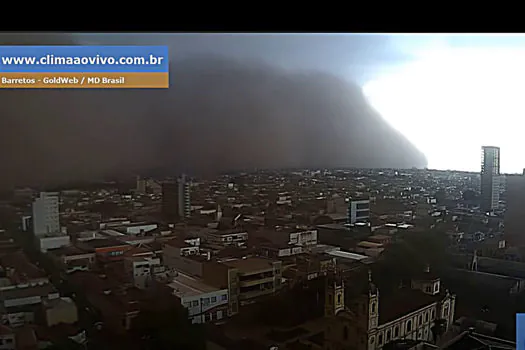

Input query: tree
[131,304,206,350]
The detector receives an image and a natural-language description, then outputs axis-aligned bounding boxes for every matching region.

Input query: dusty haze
[0,34,427,188]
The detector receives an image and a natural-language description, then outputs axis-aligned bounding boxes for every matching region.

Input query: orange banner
[0,72,169,89]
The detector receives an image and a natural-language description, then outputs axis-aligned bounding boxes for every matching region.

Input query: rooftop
[220,257,278,273]
[168,272,221,298]
[0,283,57,301]
[326,250,368,261]
[83,238,129,249]
[47,245,92,257]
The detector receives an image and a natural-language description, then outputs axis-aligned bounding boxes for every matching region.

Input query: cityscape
[0,33,523,350]
[0,146,521,350]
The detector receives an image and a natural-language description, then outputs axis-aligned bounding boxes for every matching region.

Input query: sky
[0,33,524,188]
[75,33,524,173]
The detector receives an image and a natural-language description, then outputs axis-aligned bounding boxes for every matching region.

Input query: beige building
[202,257,282,315]
[42,297,78,327]
[324,267,456,350]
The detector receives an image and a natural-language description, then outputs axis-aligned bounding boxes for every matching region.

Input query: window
[192,300,199,307]
[444,305,449,317]
[343,326,348,340]
[425,311,429,322]
[406,320,412,332]
[386,330,391,341]
[211,296,217,303]
[434,283,439,292]
[275,269,281,274]
[221,295,228,301]
[202,298,210,306]
[394,326,399,338]
[418,315,422,325]
[369,336,375,345]
[185,302,192,308]
[371,302,376,313]
[337,294,342,304]
[431,308,435,320]
[217,310,223,319]
[206,313,213,321]
[378,333,383,345]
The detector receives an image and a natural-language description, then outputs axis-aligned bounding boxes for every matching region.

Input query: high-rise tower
[161,174,191,221]
[480,146,501,211]
[32,192,60,236]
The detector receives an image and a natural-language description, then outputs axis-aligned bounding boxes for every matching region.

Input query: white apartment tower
[480,146,501,212]
[348,197,371,224]
[32,192,60,236]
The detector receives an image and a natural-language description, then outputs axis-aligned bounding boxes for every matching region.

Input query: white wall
[32,192,60,236]
[38,235,70,252]
[181,289,228,324]
[289,230,317,246]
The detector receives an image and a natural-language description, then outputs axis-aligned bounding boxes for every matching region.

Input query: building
[202,257,283,314]
[289,229,318,246]
[42,297,78,327]
[37,235,71,253]
[349,197,371,224]
[32,192,60,237]
[168,272,228,324]
[324,267,456,350]
[203,230,248,249]
[47,246,95,274]
[163,239,200,259]
[124,256,163,289]
[481,146,501,212]
[78,238,131,262]
[162,174,191,221]
[135,175,146,194]
[0,325,15,350]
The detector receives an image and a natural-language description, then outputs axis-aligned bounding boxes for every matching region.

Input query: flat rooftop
[168,272,220,298]
[83,238,128,249]
[220,257,277,273]
[326,250,368,261]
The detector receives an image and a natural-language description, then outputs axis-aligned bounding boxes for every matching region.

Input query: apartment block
[203,257,282,314]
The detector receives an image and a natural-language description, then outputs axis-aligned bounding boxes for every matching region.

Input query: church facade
[323,267,456,350]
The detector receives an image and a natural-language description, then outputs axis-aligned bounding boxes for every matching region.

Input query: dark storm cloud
[0,33,427,188]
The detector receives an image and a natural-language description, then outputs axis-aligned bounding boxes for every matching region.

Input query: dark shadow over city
[0,34,427,189]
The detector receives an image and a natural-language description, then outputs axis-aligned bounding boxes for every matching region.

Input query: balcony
[239,276,274,288]
[239,288,274,301]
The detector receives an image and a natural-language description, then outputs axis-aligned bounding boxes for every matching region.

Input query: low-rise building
[168,272,228,324]
[289,229,317,246]
[164,239,200,258]
[0,325,15,350]
[205,230,248,248]
[0,283,59,309]
[259,244,303,259]
[124,256,163,289]
[37,234,71,253]
[78,238,131,262]
[42,297,78,327]
[203,257,282,314]
[47,246,96,274]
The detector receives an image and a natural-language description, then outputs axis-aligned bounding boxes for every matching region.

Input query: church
[323,266,456,350]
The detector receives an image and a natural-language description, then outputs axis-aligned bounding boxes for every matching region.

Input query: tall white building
[348,197,370,224]
[480,146,501,212]
[32,192,60,236]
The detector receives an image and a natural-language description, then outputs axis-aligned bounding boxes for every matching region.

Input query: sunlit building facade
[480,146,501,212]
